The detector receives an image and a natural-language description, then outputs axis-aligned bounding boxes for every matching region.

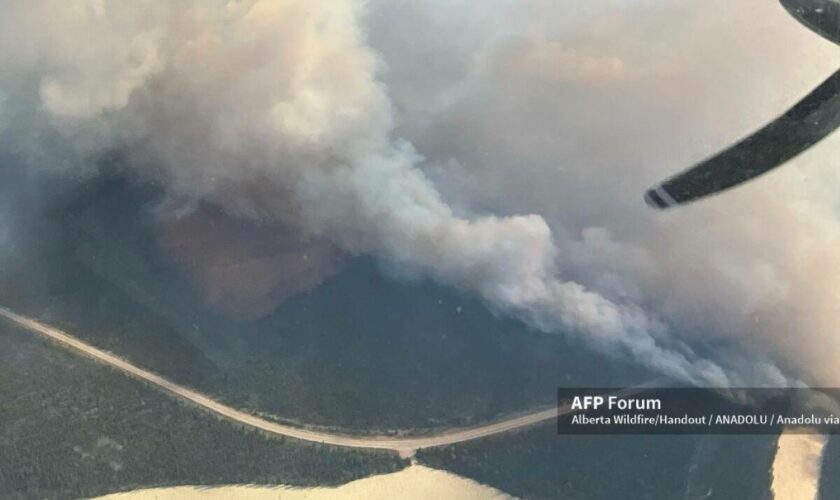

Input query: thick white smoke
[1,0,835,386]
[367,0,840,384]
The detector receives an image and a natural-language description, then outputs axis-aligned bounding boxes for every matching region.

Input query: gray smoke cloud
[0,0,836,386]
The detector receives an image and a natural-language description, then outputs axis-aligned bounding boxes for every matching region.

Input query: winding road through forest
[0,305,643,458]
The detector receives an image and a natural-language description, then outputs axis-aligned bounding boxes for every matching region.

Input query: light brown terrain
[158,205,344,319]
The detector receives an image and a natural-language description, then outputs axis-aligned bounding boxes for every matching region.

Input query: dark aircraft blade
[645,68,840,209]
[780,0,840,45]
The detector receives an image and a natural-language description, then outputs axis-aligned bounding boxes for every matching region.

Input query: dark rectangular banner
[557,387,840,435]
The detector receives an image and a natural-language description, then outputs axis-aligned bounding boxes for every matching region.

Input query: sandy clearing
[771,431,828,500]
[94,465,514,499]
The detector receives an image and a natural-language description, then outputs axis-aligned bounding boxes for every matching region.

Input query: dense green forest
[0,174,651,434]
[418,422,776,500]
[0,323,404,499]
[819,436,840,500]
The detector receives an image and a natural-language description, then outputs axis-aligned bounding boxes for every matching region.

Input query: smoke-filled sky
[1,0,839,386]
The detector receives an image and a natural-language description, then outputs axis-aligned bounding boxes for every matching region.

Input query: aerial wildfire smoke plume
[1,0,838,386]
